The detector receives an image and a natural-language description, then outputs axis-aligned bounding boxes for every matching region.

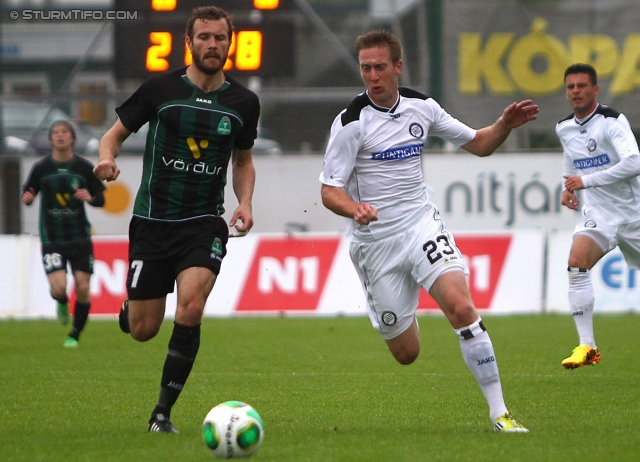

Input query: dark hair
[48,120,76,142]
[355,29,402,64]
[185,6,233,42]
[564,63,597,85]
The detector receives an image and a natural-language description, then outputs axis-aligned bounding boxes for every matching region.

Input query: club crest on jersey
[217,116,232,135]
[381,311,397,326]
[409,123,424,139]
[210,238,223,257]
[585,220,597,228]
[587,139,597,152]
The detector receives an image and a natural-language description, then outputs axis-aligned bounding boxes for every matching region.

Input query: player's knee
[129,320,161,342]
[50,287,66,300]
[446,303,477,327]
[74,282,90,299]
[130,328,156,342]
[393,350,418,365]
[390,344,420,365]
[567,253,589,268]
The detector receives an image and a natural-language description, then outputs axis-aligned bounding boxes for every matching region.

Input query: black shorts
[126,215,229,300]
[41,239,94,275]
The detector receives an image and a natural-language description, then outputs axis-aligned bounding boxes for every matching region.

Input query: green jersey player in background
[94,6,259,434]
[22,120,106,348]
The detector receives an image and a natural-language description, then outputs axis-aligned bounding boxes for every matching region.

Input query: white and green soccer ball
[203,401,264,459]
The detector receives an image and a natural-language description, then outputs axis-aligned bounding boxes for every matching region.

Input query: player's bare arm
[229,147,256,233]
[94,119,131,181]
[321,184,378,225]
[462,100,539,157]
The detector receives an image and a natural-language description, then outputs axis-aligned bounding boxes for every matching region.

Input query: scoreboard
[114,0,296,79]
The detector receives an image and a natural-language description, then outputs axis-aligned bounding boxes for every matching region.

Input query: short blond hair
[355,30,402,64]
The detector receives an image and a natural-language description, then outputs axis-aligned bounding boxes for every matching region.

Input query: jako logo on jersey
[217,116,232,135]
[196,98,212,104]
[409,122,424,138]
[574,154,610,169]
[162,157,223,175]
[371,143,423,161]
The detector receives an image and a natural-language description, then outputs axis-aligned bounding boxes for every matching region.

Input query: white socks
[455,319,508,422]
[568,267,596,348]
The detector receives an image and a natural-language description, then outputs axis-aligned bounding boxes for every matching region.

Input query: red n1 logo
[236,237,340,311]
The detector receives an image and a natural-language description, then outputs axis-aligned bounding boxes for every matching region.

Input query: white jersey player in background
[557,63,640,369]
[319,29,538,432]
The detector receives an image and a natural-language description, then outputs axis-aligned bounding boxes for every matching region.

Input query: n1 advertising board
[0,230,545,319]
[546,231,640,313]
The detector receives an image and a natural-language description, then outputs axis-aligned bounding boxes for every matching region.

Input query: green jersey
[23,155,106,244]
[116,68,260,220]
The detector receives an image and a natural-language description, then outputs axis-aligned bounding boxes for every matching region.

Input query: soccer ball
[203,401,264,458]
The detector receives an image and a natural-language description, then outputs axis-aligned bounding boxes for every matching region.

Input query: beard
[192,50,227,75]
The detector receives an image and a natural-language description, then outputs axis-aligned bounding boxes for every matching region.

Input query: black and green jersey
[116,68,260,220]
[23,155,106,244]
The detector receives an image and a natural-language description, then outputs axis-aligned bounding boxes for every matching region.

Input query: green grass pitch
[1,313,639,461]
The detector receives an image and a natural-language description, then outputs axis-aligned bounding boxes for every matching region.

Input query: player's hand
[354,202,378,225]
[229,203,254,234]
[73,187,93,202]
[22,187,36,205]
[563,175,585,192]
[93,159,120,181]
[502,100,539,129]
[561,188,580,210]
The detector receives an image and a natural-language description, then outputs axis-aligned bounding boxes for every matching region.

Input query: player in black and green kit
[94,6,259,434]
[22,120,106,348]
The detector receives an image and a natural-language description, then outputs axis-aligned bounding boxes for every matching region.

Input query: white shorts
[349,205,468,340]
[574,209,640,269]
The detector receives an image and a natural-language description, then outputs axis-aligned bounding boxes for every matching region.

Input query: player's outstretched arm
[94,119,131,181]
[462,99,539,157]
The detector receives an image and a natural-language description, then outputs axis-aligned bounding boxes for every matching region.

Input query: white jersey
[556,104,640,225]
[320,88,476,242]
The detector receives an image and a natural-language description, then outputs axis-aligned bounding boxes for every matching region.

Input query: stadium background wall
[20,153,582,236]
[1,230,639,320]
